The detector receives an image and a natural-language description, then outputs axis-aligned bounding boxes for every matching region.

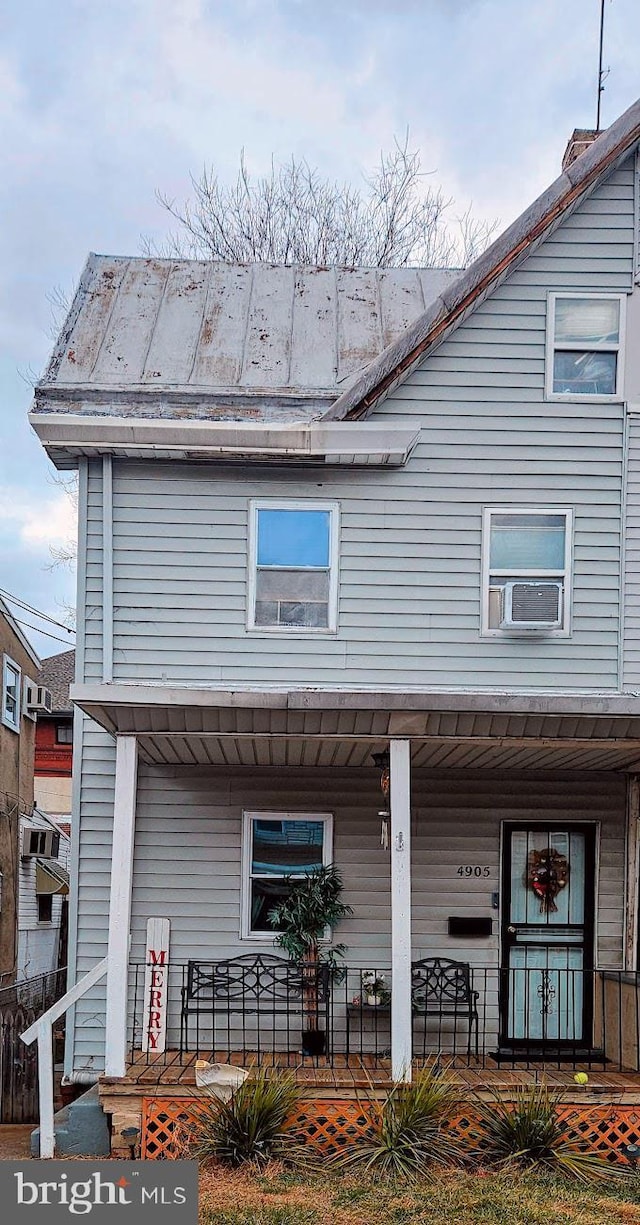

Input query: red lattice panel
[141,1099,200,1159]
[556,1105,640,1163]
[141,1097,640,1163]
[141,1097,374,1159]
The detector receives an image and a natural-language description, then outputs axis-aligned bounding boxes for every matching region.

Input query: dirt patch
[0,1126,33,1159]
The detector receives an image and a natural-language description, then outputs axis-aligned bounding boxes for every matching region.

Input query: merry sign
[142,918,171,1054]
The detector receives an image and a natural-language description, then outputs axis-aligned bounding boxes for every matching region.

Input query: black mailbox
[448,916,493,938]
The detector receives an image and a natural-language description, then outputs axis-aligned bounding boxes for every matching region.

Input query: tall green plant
[192,1068,303,1167]
[335,1066,462,1180]
[268,865,352,967]
[475,1083,629,1183]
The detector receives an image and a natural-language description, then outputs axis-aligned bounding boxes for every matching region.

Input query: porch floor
[107,1050,640,1100]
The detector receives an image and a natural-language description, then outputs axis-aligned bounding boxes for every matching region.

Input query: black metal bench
[180,953,331,1054]
[411,956,479,1059]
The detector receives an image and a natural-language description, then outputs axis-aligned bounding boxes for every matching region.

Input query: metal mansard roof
[36,261,458,419]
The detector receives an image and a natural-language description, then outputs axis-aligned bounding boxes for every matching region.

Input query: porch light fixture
[121,1126,141,1160]
[372,750,390,850]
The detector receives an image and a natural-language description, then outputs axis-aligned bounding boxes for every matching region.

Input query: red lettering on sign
[149,949,167,965]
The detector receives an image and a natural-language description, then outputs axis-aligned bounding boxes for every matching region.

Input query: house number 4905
[457,866,491,877]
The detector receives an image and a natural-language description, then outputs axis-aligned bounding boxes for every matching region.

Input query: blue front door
[501,825,595,1047]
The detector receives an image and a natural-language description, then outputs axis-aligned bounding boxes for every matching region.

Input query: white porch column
[390,738,412,1082]
[105,735,138,1077]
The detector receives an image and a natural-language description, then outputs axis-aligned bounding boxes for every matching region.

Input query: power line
[12,616,76,648]
[0,587,75,635]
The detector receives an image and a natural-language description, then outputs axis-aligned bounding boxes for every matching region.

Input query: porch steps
[31,1085,110,1158]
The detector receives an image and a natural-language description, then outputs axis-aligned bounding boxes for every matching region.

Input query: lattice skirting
[141,1097,640,1162]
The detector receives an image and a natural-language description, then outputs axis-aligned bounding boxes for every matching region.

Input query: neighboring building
[34,650,75,832]
[16,808,70,981]
[0,595,41,984]
[29,98,640,1149]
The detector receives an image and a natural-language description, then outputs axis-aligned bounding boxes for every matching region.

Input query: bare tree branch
[143,139,498,269]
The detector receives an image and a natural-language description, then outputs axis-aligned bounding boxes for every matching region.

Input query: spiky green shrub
[192,1069,304,1167]
[334,1066,462,1179]
[475,1083,628,1183]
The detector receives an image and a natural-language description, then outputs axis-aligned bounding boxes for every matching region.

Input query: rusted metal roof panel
[39,257,457,407]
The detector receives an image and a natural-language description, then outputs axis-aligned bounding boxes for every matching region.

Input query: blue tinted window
[257,509,330,568]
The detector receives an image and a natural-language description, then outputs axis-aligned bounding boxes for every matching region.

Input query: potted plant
[268,864,352,1057]
[361,971,390,1007]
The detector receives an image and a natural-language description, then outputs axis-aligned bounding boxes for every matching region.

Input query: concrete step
[31,1084,110,1157]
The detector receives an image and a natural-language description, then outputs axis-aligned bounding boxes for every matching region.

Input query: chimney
[562,128,601,170]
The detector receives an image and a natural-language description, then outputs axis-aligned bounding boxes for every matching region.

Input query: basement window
[546,293,625,399]
[248,501,339,632]
[241,812,333,939]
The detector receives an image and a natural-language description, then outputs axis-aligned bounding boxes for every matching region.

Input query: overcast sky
[1,0,639,659]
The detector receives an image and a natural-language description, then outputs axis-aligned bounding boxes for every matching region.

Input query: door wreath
[526,847,569,914]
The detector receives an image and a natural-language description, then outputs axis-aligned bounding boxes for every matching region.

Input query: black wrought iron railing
[127,960,640,1073]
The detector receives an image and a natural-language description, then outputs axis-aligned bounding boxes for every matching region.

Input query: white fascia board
[29,413,420,467]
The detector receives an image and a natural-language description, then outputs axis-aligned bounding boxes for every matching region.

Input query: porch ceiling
[71,684,640,772]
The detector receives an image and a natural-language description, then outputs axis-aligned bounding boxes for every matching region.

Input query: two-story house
[27,97,640,1156]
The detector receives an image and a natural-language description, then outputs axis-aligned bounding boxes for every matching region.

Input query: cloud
[0,486,77,554]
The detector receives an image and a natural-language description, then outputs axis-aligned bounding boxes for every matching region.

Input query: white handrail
[21,956,109,1158]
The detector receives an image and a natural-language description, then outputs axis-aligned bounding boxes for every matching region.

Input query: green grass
[199,1167,640,1225]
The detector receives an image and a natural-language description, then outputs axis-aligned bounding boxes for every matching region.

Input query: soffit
[71,686,640,773]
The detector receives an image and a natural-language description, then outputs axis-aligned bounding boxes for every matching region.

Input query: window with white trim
[482,509,573,635]
[546,293,625,399]
[241,812,333,939]
[2,657,21,731]
[249,501,339,631]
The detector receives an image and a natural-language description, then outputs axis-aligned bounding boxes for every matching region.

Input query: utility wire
[0,587,75,634]
[13,616,76,647]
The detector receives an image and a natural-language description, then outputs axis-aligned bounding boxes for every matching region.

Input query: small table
[346,1001,391,1057]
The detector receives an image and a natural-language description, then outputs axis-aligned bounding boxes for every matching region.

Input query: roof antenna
[596,0,611,131]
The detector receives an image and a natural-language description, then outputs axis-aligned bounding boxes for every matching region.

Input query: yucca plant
[334,1065,462,1179]
[192,1068,304,1167]
[475,1083,628,1182]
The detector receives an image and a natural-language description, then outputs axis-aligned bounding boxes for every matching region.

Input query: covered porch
[71,685,640,1092]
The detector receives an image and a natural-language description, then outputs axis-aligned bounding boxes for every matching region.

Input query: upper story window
[546,293,625,400]
[248,500,339,632]
[482,508,573,636]
[56,723,73,745]
[241,812,333,939]
[2,657,21,731]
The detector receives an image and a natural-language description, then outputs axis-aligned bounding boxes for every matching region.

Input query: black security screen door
[500,824,595,1048]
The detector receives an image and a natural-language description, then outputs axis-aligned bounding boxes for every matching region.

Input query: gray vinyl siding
[70,721,115,1071]
[71,765,624,1071]
[624,415,640,686]
[104,160,635,693]
[85,461,104,682]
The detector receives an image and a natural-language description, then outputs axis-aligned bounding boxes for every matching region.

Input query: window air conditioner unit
[24,680,53,715]
[500,581,563,632]
[21,827,60,859]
